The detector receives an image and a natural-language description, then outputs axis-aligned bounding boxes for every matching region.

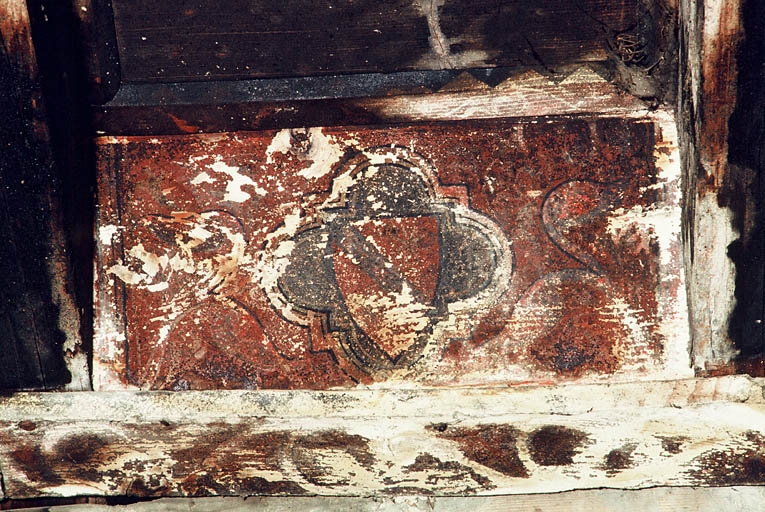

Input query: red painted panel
[94,117,688,389]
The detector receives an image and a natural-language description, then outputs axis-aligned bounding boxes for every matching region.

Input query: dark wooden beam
[109,0,638,84]
[0,0,78,389]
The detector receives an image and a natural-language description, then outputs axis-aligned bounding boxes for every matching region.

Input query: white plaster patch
[188,225,213,242]
[128,243,162,277]
[607,204,681,267]
[146,282,169,292]
[108,264,143,285]
[265,127,344,180]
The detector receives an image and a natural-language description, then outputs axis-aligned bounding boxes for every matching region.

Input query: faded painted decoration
[0,376,762,497]
[94,114,689,390]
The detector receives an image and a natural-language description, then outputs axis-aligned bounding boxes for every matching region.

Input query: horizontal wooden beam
[0,376,763,498]
[15,487,765,512]
[93,66,647,135]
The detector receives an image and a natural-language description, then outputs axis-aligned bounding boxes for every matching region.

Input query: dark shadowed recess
[0,8,70,389]
[0,496,158,510]
[725,0,765,374]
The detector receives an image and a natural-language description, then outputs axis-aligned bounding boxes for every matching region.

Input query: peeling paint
[98,224,120,246]
[94,115,689,389]
[209,159,256,202]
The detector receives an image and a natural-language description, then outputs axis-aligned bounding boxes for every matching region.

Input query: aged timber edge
[9,487,765,512]
[0,376,762,498]
[679,0,765,376]
[91,65,650,135]
[1,375,761,422]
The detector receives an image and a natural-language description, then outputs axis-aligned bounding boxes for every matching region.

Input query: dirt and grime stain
[291,430,376,486]
[2,424,375,497]
[657,435,687,455]
[686,431,765,485]
[16,421,36,431]
[527,425,589,466]
[428,423,528,478]
[402,453,494,491]
[180,473,307,497]
[6,431,120,490]
[601,443,638,475]
[56,433,111,465]
[169,427,375,492]
[9,444,64,486]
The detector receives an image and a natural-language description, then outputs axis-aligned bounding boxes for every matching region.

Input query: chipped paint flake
[209,159,256,202]
[108,264,143,285]
[190,171,215,185]
[297,128,344,180]
[98,224,120,246]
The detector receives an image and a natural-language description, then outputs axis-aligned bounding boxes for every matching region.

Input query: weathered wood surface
[110,0,640,83]
[93,111,689,390]
[677,0,764,375]
[0,376,762,498]
[93,65,648,135]
[13,487,765,512]
[0,0,86,389]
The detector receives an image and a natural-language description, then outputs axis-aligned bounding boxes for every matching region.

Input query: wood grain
[110,0,638,83]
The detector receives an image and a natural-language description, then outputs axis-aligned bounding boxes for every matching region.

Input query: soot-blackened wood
[26,0,123,389]
[109,0,638,84]
[680,0,764,376]
[725,0,765,374]
[92,66,647,135]
[0,0,74,389]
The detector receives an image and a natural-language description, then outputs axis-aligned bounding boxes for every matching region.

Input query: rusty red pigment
[94,117,685,389]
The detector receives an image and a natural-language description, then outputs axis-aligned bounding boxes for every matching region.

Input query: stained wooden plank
[13,487,765,512]
[109,0,639,84]
[92,111,688,390]
[92,66,648,135]
[0,376,762,498]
